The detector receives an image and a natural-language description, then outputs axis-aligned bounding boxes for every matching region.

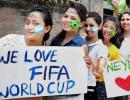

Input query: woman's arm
[113,0,119,18]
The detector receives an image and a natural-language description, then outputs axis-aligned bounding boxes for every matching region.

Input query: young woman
[97,16,122,100]
[115,10,130,99]
[119,11,130,59]
[118,10,130,100]
[48,2,88,100]
[0,6,53,100]
[83,12,108,100]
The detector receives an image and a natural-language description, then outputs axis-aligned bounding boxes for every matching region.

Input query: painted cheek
[34,25,44,35]
[91,26,98,33]
[128,20,130,26]
[69,20,80,30]
[109,29,116,36]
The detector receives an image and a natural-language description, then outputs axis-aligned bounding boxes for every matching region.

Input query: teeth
[123,24,127,27]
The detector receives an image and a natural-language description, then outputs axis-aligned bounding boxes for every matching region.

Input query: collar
[71,34,82,44]
[88,39,103,47]
[124,37,130,41]
[64,34,83,45]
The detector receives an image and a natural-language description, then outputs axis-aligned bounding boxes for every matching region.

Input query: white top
[120,37,130,58]
[0,34,26,47]
[87,39,108,86]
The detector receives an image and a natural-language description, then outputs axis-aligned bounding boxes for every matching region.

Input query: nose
[107,28,111,32]
[27,24,33,30]
[86,26,91,31]
[25,24,34,33]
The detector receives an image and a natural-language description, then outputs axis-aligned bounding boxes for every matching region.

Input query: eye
[71,17,76,20]
[103,24,108,28]
[63,15,68,18]
[84,24,88,27]
[32,20,40,26]
[126,18,130,21]
[33,23,39,26]
[121,18,125,21]
[89,24,94,28]
[25,20,30,25]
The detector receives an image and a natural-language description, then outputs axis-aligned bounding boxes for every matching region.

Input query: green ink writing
[107,59,130,73]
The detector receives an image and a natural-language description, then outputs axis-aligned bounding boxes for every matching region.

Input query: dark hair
[87,12,102,25]
[99,16,121,48]
[51,2,87,46]
[86,12,102,41]
[119,10,130,24]
[27,6,53,44]
[118,11,130,44]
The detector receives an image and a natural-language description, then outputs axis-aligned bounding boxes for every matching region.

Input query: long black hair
[26,6,53,45]
[51,2,87,46]
[99,16,121,48]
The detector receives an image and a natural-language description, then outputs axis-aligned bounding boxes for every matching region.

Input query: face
[24,11,48,44]
[102,20,116,40]
[121,13,130,31]
[84,17,99,38]
[61,8,81,32]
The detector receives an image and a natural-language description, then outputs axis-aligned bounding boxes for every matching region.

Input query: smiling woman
[0,5,53,100]
[48,2,88,100]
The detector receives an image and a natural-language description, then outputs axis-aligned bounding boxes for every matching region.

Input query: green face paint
[69,20,80,30]
[109,29,116,37]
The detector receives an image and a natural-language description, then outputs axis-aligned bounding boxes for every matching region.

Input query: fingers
[113,0,118,7]
[84,56,92,65]
[93,71,102,78]
[113,0,118,4]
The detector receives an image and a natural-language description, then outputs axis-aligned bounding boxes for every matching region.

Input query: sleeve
[109,47,121,61]
[0,34,12,47]
[0,34,25,47]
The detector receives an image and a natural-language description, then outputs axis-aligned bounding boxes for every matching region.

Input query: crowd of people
[0,0,130,100]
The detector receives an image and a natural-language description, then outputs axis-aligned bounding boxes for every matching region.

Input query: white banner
[104,59,130,97]
[0,46,88,99]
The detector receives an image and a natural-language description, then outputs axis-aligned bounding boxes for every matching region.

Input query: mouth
[123,24,129,27]
[104,32,110,36]
[25,31,35,36]
[85,31,92,35]
[63,23,70,28]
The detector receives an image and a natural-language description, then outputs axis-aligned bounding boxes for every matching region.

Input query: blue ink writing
[29,65,70,81]
[24,49,57,63]
[0,50,18,64]
[0,81,75,98]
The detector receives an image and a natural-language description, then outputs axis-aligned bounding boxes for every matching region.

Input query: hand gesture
[113,0,119,9]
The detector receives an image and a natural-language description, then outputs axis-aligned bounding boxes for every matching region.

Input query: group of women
[0,1,130,100]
